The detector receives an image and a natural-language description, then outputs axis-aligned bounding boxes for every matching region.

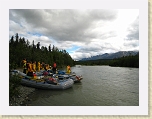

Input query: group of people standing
[22,58,71,77]
[22,59,57,76]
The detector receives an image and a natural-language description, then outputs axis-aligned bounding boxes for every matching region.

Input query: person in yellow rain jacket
[52,62,57,74]
[44,64,50,71]
[27,61,34,76]
[66,65,71,74]
[37,61,41,72]
[47,64,50,70]
[22,59,27,74]
[41,62,45,70]
[32,61,36,72]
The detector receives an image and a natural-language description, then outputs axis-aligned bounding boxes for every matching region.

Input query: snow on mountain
[79,51,139,61]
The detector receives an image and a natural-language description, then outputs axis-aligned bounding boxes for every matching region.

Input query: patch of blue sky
[11,20,23,28]
[18,23,23,28]
[27,32,42,37]
[66,45,81,54]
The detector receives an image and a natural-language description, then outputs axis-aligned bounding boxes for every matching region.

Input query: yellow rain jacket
[37,62,41,71]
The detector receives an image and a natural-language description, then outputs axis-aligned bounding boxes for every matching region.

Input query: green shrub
[9,72,21,98]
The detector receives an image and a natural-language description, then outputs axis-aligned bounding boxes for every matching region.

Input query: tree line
[75,53,139,68]
[9,33,75,70]
[109,54,139,68]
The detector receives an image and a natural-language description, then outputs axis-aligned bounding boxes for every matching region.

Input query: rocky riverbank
[9,85,35,106]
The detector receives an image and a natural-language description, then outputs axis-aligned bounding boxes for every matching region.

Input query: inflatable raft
[57,70,83,83]
[21,77,74,90]
[69,75,83,83]
[10,70,74,90]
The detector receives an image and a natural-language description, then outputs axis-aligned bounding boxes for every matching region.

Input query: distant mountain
[79,51,139,61]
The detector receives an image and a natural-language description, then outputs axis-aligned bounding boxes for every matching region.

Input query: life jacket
[33,73,37,79]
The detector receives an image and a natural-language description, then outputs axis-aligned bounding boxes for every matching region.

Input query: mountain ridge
[79,51,139,61]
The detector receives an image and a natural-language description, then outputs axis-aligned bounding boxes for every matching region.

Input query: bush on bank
[9,71,21,98]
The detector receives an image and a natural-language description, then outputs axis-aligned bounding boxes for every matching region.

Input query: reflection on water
[27,66,139,106]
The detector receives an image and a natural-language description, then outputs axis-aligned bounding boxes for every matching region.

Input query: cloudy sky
[9,9,139,61]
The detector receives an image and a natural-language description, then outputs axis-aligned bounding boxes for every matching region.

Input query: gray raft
[10,70,74,90]
[21,78,74,90]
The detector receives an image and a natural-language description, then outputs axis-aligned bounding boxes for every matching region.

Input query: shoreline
[9,85,35,106]
[10,68,35,106]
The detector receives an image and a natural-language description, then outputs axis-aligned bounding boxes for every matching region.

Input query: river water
[26,66,139,106]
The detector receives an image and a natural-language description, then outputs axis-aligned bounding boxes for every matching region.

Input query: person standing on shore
[27,61,33,76]
[37,61,41,72]
[22,59,27,74]
[32,61,36,72]
[52,62,57,74]
[41,62,45,70]
[67,65,71,74]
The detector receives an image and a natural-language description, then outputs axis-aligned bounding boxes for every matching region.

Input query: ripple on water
[28,66,139,106]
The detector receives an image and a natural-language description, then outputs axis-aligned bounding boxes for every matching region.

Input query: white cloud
[9,9,139,60]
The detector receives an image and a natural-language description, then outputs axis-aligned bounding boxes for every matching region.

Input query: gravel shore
[9,68,36,106]
[9,85,35,106]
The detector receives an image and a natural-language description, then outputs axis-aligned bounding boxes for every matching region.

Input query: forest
[9,33,139,69]
[9,33,75,70]
[75,53,139,68]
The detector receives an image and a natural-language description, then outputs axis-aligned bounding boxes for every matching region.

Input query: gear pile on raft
[10,59,83,90]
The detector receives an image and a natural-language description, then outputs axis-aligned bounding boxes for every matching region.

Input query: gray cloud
[9,9,139,60]
[88,9,118,21]
[76,42,118,56]
[77,46,102,53]
[9,9,118,43]
[126,16,139,40]
[123,40,139,47]
[99,31,117,39]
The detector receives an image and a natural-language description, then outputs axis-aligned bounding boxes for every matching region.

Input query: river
[26,65,139,106]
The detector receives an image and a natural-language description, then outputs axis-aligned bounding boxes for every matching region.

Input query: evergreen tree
[9,33,75,69]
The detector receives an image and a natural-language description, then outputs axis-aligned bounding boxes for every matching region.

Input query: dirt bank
[9,85,35,106]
